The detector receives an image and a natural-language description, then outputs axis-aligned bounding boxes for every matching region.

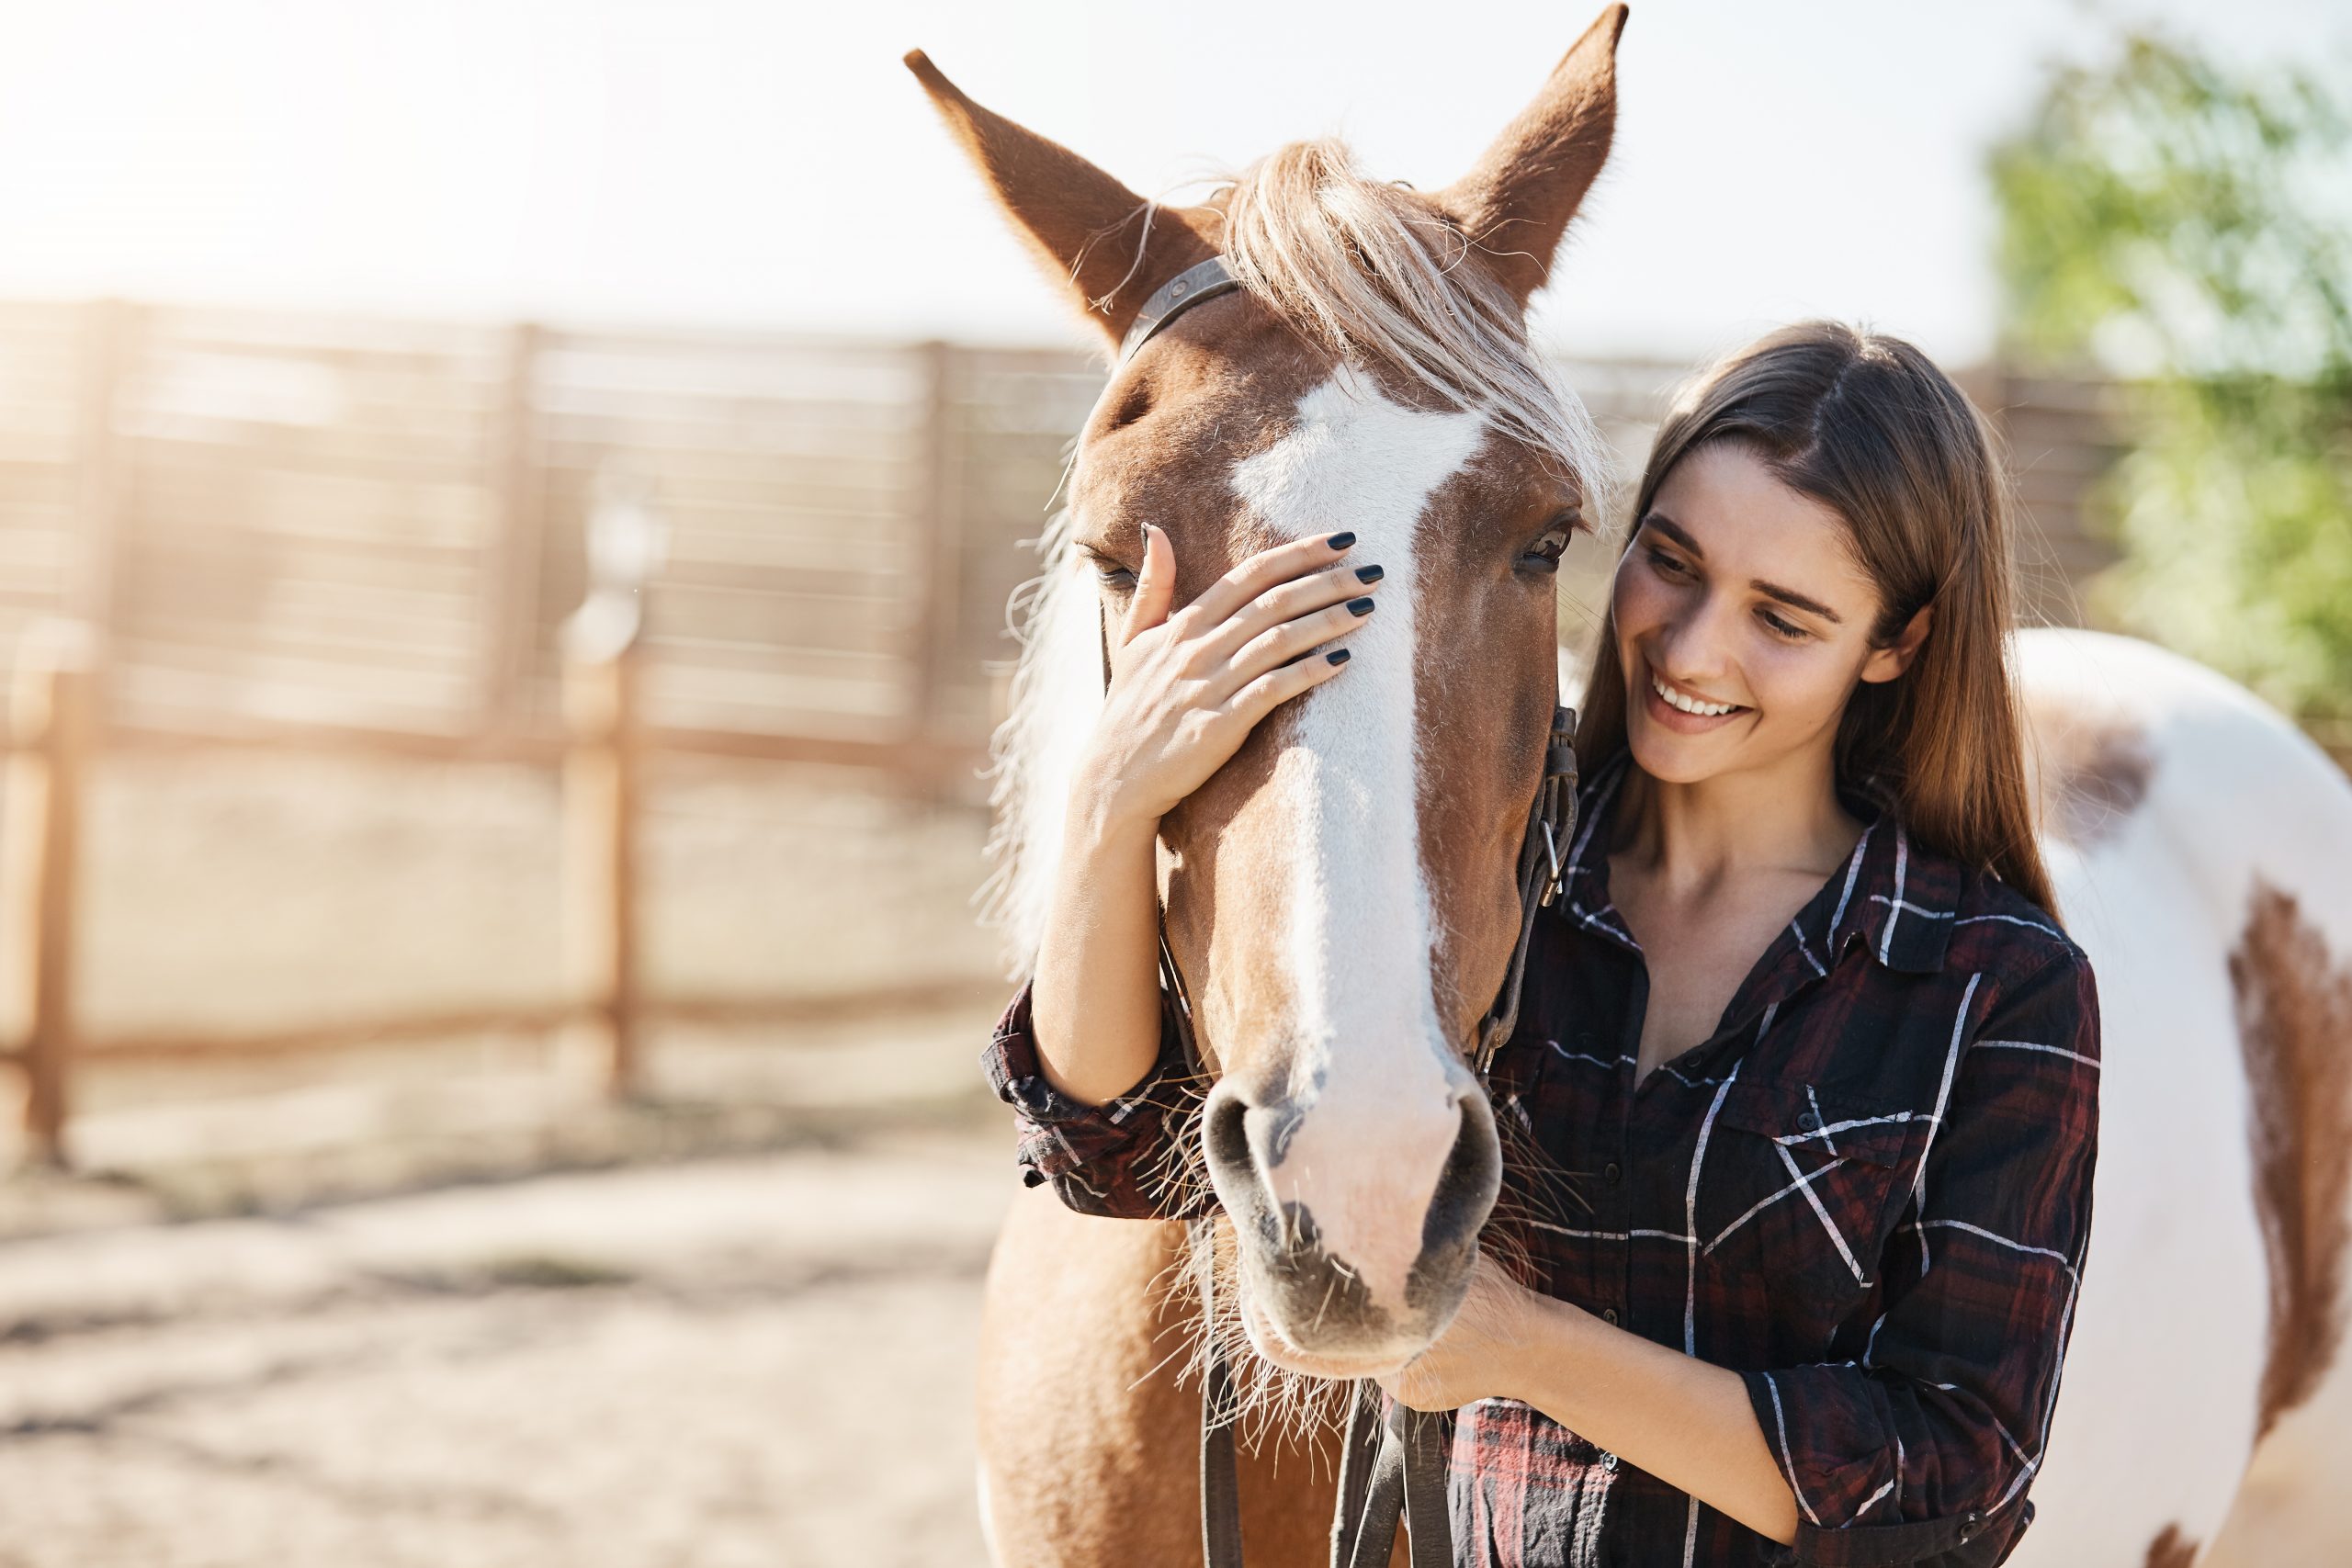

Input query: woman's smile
[1639,657,1752,734]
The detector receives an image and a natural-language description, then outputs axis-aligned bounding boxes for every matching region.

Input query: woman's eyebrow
[1641,510,1847,626]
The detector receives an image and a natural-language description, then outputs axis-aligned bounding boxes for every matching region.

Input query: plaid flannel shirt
[983,745,2101,1568]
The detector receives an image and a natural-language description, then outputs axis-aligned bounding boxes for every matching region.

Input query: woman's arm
[1720,949,2101,1566]
[1375,1258,1802,1545]
[1516,1293,1803,1544]
[1027,522,1382,1105]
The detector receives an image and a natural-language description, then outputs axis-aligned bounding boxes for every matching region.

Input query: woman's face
[1612,440,1927,786]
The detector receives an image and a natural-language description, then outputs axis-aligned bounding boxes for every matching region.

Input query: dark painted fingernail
[1347,596,1376,616]
[1327,648,1351,665]
[1355,565,1384,583]
[1326,531,1356,550]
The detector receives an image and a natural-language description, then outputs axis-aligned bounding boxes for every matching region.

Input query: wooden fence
[0,301,2130,1167]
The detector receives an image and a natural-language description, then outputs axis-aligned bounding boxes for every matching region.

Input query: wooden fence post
[562,468,663,1099]
[563,619,642,1099]
[2,623,98,1168]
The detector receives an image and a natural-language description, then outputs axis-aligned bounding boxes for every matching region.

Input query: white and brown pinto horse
[908,10,2352,1565]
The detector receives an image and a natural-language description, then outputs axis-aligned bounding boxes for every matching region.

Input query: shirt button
[1604,1162,1623,1185]
[1797,1109,1822,1131]
[1601,1307,1619,1325]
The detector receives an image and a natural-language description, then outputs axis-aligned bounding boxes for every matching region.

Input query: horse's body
[2007,628,2352,1568]
[910,12,2352,1564]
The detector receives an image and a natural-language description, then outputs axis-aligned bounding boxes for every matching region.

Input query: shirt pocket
[1695,1077,1926,1317]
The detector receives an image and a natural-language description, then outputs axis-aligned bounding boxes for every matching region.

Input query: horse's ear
[1435,3,1628,308]
[906,51,1216,351]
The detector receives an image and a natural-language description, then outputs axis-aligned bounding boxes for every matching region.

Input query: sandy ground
[0,1122,1015,1568]
[0,748,1030,1564]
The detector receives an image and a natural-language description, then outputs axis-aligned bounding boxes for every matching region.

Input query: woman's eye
[1644,546,1688,577]
[1760,609,1810,641]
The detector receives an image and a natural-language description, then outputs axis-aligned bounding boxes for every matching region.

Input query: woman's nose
[1656,593,1741,680]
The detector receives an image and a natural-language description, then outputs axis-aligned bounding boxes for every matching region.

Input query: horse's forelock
[1216,137,1612,505]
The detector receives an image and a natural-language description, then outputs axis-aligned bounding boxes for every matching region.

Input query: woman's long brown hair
[1575,320,2059,917]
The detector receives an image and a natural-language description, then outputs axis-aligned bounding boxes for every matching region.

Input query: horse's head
[915,6,1623,1377]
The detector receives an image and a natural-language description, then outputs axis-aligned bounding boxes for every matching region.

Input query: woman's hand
[1377,1250,1549,1412]
[1076,524,1381,829]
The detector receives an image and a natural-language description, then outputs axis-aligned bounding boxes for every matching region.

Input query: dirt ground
[0,747,1031,1565]
[0,1122,1015,1568]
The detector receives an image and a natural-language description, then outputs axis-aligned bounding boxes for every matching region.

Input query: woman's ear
[1859,604,1932,683]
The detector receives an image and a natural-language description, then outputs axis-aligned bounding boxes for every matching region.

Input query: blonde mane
[978,134,1612,979]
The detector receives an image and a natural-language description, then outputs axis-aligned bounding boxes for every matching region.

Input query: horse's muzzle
[1202,1074,1501,1362]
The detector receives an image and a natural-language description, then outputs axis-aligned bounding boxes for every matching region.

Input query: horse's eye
[1080,547,1137,591]
[1516,512,1582,575]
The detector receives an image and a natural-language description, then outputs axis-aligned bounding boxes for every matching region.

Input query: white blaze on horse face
[1227,365,1488,1317]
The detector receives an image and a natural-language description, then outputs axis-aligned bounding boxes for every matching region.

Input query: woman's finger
[1182,529,1356,629]
[1120,524,1177,644]
[1223,592,1378,691]
[1200,558,1380,671]
[1223,641,1351,726]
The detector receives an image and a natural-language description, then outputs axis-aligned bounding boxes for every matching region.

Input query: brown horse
[909,9,1629,1563]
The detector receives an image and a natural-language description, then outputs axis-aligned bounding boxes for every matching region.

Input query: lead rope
[1097,606,1580,1568]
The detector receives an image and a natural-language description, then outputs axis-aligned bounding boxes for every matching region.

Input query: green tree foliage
[1989,33,2352,732]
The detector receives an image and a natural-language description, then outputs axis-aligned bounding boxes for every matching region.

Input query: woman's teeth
[1652,671,1741,717]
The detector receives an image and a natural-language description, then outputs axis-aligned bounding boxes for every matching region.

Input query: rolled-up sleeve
[1742,948,2102,1567]
[980,977,1213,1221]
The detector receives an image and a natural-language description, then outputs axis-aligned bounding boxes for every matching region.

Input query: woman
[984,321,2101,1566]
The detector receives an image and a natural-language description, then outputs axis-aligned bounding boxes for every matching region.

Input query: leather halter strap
[1118,255,1243,366]
[1477,705,1580,1075]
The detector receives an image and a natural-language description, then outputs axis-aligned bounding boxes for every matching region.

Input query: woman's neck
[1609,741,1869,898]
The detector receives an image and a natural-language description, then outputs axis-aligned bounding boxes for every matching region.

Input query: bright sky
[0,0,2339,366]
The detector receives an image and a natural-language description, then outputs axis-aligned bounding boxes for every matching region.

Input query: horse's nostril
[1204,1083,1311,1187]
[1204,1084,1252,1175]
[1425,1090,1503,1250]
[1202,1083,1290,1251]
